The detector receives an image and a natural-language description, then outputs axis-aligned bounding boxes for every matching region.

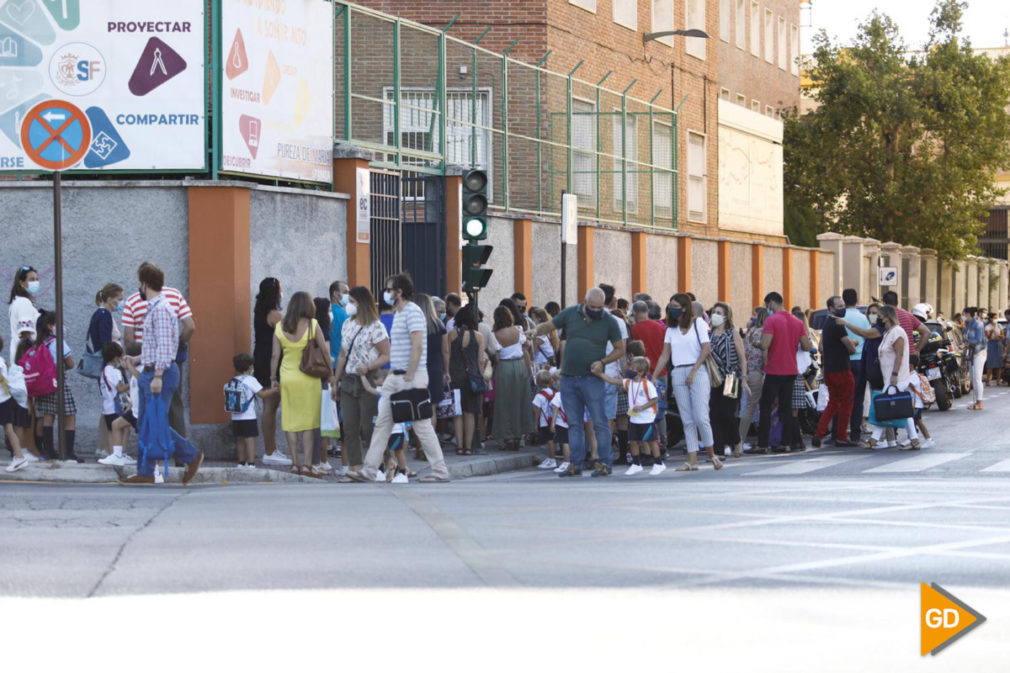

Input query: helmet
[912,302,933,321]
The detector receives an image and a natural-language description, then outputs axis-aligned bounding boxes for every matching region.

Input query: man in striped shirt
[120,264,203,485]
[123,262,196,436]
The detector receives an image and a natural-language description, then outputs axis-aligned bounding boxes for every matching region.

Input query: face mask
[868,314,878,325]
[625,369,637,378]
[711,314,725,327]
[345,303,358,317]
[584,306,603,320]
[748,317,756,327]
[765,305,775,315]
[339,294,349,307]
[26,280,40,295]
[833,307,846,318]
[383,291,395,306]
[138,286,145,300]
[114,299,124,312]
[667,306,682,321]
[439,312,446,322]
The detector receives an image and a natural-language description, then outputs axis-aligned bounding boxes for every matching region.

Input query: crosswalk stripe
[746,456,856,476]
[981,458,1010,473]
[862,452,963,473]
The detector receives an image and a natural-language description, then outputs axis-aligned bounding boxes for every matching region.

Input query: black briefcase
[390,388,433,423]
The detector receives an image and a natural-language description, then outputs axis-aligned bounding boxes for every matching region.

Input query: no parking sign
[20,99,90,170]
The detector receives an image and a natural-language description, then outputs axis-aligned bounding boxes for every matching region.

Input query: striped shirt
[122,287,192,342]
[389,302,427,371]
[140,295,179,371]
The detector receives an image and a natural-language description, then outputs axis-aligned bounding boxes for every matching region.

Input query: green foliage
[784,0,1010,260]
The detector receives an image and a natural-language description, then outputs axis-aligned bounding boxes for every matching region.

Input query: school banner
[0,0,206,172]
[219,0,334,184]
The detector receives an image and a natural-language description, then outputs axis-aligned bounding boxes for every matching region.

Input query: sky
[802,0,1010,53]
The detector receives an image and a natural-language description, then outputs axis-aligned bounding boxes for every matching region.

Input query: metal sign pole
[54,171,65,461]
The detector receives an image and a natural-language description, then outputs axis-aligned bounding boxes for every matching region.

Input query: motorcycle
[917,335,955,411]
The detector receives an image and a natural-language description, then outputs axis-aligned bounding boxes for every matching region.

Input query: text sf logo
[49,43,106,96]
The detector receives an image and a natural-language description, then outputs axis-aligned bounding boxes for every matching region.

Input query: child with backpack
[225,353,271,469]
[21,311,79,462]
[547,376,572,474]
[96,342,134,466]
[360,370,409,483]
[597,356,664,476]
[905,354,935,450]
[1,335,31,472]
[532,369,559,469]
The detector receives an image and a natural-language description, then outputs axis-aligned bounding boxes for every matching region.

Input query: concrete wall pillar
[840,236,867,300]
[782,247,794,309]
[966,257,979,308]
[1000,261,1009,312]
[678,236,693,294]
[809,250,820,309]
[188,186,251,425]
[751,243,765,309]
[954,261,967,312]
[920,249,938,311]
[979,261,991,311]
[816,233,844,297]
[939,260,954,318]
[631,231,648,298]
[334,156,371,288]
[862,238,881,303]
[577,226,594,300]
[879,241,901,302]
[901,245,921,306]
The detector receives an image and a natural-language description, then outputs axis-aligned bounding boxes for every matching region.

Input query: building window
[569,0,597,13]
[791,23,800,75]
[735,0,746,49]
[720,87,731,100]
[685,0,706,59]
[651,0,674,46]
[765,104,775,117]
[751,99,760,112]
[777,16,787,69]
[719,0,730,42]
[613,0,637,30]
[572,98,597,200]
[764,9,774,63]
[750,1,760,56]
[653,121,673,214]
[736,93,747,106]
[687,131,706,221]
[613,110,638,213]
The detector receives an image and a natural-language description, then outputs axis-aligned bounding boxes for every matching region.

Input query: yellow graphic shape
[921,583,985,656]
[263,50,281,105]
[294,77,311,128]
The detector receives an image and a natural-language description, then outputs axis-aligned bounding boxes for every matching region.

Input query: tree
[783,0,1010,259]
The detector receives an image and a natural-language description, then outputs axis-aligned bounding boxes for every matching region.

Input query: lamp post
[643,28,711,43]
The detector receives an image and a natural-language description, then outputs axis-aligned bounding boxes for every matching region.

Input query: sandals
[418,475,450,483]
[455,448,466,456]
[860,440,878,450]
[710,455,724,470]
[675,462,698,472]
[899,440,922,451]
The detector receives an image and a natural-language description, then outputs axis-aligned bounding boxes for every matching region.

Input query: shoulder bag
[694,321,724,386]
[300,321,331,379]
[77,314,104,379]
[390,387,433,423]
[461,329,487,395]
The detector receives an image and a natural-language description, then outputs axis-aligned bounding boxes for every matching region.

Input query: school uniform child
[225,353,271,469]
[360,370,409,483]
[548,386,573,474]
[97,342,133,466]
[905,355,934,450]
[0,336,31,472]
[598,357,663,475]
[532,370,559,469]
[110,342,142,454]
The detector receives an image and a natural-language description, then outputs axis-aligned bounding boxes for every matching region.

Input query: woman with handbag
[86,283,124,458]
[271,291,334,476]
[863,305,920,450]
[709,302,748,458]
[448,305,486,455]
[334,287,390,476]
[651,293,719,472]
[490,305,535,451]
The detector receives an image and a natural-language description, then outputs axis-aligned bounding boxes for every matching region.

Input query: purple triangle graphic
[128,37,187,96]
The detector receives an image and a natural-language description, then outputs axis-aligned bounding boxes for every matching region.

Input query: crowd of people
[4,261,1006,481]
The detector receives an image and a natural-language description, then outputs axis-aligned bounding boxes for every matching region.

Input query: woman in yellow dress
[270,291,333,475]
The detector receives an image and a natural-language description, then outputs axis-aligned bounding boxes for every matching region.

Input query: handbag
[694,322,724,386]
[722,372,739,399]
[78,330,103,379]
[390,387,433,423]
[320,384,340,434]
[873,385,914,422]
[437,388,462,419]
[299,322,331,379]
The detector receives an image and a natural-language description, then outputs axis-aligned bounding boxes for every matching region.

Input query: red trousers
[816,369,855,440]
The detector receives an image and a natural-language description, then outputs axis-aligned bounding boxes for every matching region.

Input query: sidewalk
[0,444,543,485]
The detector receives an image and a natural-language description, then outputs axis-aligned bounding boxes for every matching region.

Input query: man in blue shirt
[329,281,349,366]
[841,289,870,442]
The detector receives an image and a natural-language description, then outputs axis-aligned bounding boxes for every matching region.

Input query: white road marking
[746,456,856,476]
[981,458,1010,472]
[862,452,963,473]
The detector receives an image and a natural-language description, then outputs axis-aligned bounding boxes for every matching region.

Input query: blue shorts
[604,383,618,420]
[629,422,657,443]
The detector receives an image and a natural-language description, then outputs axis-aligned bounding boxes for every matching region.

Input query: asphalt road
[3,384,1008,671]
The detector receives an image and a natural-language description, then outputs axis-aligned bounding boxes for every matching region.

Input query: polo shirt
[763,310,806,376]
[551,305,621,377]
[122,287,192,342]
[389,301,427,371]
[843,307,869,360]
[631,319,667,375]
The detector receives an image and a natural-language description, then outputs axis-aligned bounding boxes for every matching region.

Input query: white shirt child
[532,387,556,428]
[100,365,124,415]
[623,377,658,424]
[230,374,263,421]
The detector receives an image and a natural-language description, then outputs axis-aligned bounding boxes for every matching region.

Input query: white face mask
[26,280,40,295]
[868,314,878,325]
[339,294,349,307]
[345,302,358,317]
[710,313,725,327]
[383,291,395,307]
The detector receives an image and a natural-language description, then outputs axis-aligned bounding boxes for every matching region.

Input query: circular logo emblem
[49,42,106,96]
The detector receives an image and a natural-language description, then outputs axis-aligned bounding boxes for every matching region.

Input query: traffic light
[462,169,488,241]
[462,242,493,292]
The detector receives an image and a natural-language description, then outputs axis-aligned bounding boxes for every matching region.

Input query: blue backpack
[223,378,253,414]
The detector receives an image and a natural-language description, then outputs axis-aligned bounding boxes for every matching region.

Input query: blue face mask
[667,305,682,321]
[114,299,124,312]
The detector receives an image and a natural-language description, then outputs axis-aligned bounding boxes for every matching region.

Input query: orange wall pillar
[577,226,594,300]
[678,236,692,293]
[446,175,462,294]
[717,240,731,302]
[333,157,370,288]
[809,250,820,309]
[783,247,794,309]
[751,243,764,309]
[514,218,534,304]
[631,231,647,297]
[188,187,251,425]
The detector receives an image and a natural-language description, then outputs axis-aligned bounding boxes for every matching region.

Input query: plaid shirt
[140,295,179,371]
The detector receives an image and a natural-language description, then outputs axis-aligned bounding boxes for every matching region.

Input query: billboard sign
[220,0,334,184]
[0,0,206,172]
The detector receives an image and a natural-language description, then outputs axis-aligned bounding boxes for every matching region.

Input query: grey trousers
[340,378,378,466]
[737,369,765,443]
[671,365,714,453]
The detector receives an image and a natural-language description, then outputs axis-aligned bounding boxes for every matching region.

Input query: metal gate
[400,172,446,298]
[370,170,401,298]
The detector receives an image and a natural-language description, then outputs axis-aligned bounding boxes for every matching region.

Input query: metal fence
[334,2,679,229]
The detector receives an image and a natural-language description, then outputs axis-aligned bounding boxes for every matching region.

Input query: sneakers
[242,463,258,470]
[391,470,408,484]
[811,436,822,448]
[624,463,643,476]
[5,456,28,472]
[376,469,386,482]
[538,458,558,470]
[98,454,130,467]
[94,448,109,460]
[262,451,293,467]
[314,462,333,474]
[553,461,570,474]
[590,462,612,478]
[649,461,667,476]
[558,463,582,478]
[337,465,350,477]
[24,452,40,463]
[920,438,935,449]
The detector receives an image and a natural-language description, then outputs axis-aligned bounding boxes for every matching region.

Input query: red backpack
[18,337,58,398]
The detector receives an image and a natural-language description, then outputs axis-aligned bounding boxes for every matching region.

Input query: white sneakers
[553,461,570,473]
[538,458,558,470]
[650,462,667,476]
[624,463,644,476]
[337,465,349,477]
[391,471,408,484]
[5,456,28,472]
[376,469,386,482]
[624,461,666,476]
[263,451,293,467]
[98,454,131,467]
[920,438,935,449]
[314,462,333,474]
